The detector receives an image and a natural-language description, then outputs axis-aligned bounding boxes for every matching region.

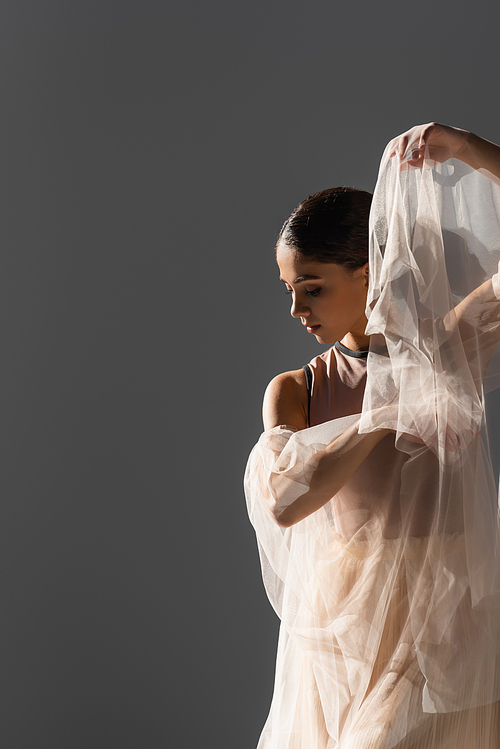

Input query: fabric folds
[245,143,500,748]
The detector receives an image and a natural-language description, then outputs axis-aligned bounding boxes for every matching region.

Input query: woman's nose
[290,295,308,318]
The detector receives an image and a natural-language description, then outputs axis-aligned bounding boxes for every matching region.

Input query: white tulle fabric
[245,144,500,748]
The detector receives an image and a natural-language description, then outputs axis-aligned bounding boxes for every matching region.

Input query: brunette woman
[246,124,500,749]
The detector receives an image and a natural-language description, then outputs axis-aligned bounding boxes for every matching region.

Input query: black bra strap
[302,364,312,427]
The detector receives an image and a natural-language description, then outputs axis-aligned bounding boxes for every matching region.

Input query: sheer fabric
[245,143,500,748]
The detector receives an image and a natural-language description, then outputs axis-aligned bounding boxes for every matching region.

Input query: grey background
[1,1,500,747]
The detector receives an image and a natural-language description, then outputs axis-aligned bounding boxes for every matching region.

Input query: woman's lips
[306,325,321,334]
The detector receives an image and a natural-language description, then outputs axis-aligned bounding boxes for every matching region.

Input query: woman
[245,124,500,748]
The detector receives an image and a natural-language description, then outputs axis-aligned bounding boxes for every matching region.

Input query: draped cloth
[244,144,500,748]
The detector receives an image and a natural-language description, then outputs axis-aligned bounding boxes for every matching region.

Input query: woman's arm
[389,122,500,179]
[272,422,390,527]
[391,123,500,362]
[442,274,500,386]
[262,370,390,527]
[262,369,309,431]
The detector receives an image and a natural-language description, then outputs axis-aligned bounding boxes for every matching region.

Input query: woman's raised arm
[390,123,500,373]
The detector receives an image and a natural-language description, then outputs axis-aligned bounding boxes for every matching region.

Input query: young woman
[245,123,500,748]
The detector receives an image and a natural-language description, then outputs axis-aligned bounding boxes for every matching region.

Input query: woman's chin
[314,332,336,345]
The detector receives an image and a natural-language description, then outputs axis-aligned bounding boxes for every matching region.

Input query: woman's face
[276,241,369,346]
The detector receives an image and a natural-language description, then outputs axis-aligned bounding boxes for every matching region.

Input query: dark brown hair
[277,187,372,270]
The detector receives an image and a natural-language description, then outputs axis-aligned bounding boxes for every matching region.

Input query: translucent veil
[245,142,500,749]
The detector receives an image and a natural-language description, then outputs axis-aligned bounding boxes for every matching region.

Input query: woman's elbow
[271,489,325,527]
[271,504,298,528]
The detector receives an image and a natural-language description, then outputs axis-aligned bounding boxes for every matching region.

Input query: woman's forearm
[272,423,391,527]
[459,131,500,178]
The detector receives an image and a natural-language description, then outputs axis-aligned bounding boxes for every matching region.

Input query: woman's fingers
[389,126,427,160]
[403,144,424,162]
[388,134,410,159]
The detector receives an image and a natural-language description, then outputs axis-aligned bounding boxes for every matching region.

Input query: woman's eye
[306,288,321,297]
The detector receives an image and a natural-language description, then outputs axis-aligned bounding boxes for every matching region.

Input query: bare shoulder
[262,368,309,431]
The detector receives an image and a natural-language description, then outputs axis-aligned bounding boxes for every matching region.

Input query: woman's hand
[388,122,470,167]
[389,122,500,179]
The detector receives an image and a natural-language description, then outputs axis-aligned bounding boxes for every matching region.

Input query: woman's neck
[341,331,370,352]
